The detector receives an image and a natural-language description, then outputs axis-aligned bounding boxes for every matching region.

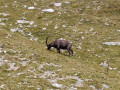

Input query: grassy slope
[0,0,120,89]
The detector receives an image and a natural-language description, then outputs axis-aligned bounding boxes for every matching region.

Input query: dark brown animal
[46,36,73,56]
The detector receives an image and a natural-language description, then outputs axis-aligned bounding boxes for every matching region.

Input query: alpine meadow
[0,0,120,89]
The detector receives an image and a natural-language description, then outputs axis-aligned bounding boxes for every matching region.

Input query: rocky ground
[0,0,120,89]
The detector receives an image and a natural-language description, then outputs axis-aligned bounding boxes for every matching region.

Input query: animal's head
[47,43,52,50]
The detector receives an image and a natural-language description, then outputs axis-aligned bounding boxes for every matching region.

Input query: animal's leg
[67,48,71,57]
[70,48,73,56]
[56,45,60,53]
[57,48,60,53]
[67,44,73,56]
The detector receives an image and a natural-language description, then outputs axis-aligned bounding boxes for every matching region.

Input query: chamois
[46,36,73,56]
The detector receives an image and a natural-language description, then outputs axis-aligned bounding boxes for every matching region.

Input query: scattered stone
[64,1,70,4]
[100,61,108,67]
[103,42,120,45]
[76,46,81,49]
[97,6,102,10]
[62,25,66,27]
[64,76,84,87]
[86,5,90,8]
[20,61,28,66]
[104,22,109,26]
[23,5,27,8]
[38,63,62,71]
[0,18,9,21]
[69,86,77,90]
[54,3,62,7]
[90,28,94,31]
[37,88,41,90]
[16,72,24,76]
[10,28,20,32]
[54,25,58,29]
[7,63,19,71]
[28,7,35,10]
[117,29,120,32]
[0,13,9,16]
[100,61,117,70]
[118,71,120,74]
[102,84,109,89]
[73,29,77,32]
[17,20,34,25]
[109,67,117,70]
[52,83,63,88]
[90,85,96,89]
[42,28,46,30]
[0,84,5,89]
[23,81,29,85]
[84,79,93,82]
[0,59,4,66]
[30,37,38,41]
[42,9,54,12]
[27,32,32,36]
[19,58,27,61]
[3,50,7,54]
[82,36,85,40]
[0,23,5,25]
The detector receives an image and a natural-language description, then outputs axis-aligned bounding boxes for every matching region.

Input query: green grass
[0,0,120,89]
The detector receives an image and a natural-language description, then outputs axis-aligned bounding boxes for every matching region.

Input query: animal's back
[54,39,72,49]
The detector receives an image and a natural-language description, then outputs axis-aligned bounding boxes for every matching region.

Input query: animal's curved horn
[46,35,49,46]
